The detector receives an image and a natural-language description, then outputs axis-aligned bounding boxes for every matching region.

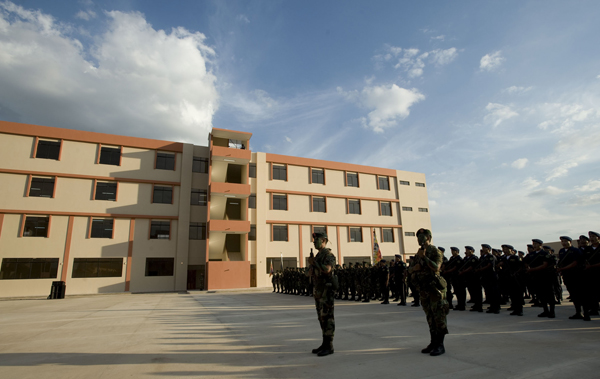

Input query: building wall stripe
[61,216,74,282]
[265,188,399,203]
[266,153,397,177]
[0,209,178,220]
[0,168,181,186]
[266,220,402,229]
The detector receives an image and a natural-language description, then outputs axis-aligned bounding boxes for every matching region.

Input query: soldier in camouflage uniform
[309,232,337,357]
[409,228,449,356]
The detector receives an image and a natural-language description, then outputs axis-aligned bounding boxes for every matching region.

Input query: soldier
[523,244,538,305]
[503,245,525,316]
[461,246,483,312]
[557,236,588,320]
[584,231,600,316]
[477,244,500,314]
[527,239,556,318]
[409,228,449,356]
[380,260,390,304]
[394,255,408,306]
[407,257,421,307]
[362,263,372,302]
[347,262,356,301]
[355,263,363,302]
[443,247,462,310]
[308,232,337,357]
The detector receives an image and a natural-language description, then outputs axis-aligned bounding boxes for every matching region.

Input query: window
[189,222,206,240]
[415,182,426,187]
[313,226,327,238]
[249,163,257,178]
[378,176,390,190]
[72,258,123,278]
[192,157,209,173]
[90,219,113,239]
[380,202,392,216]
[272,194,287,210]
[99,147,121,166]
[382,228,394,243]
[266,257,297,273]
[150,221,170,239]
[348,199,361,215]
[0,258,59,279]
[23,216,49,237]
[405,232,415,237]
[145,258,174,276]
[156,152,175,170]
[346,172,359,187]
[36,140,61,160]
[249,225,256,241]
[273,225,288,241]
[29,177,55,198]
[399,180,410,186]
[349,227,363,242]
[153,186,173,204]
[312,197,326,213]
[191,189,207,206]
[402,206,413,211]
[312,168,325,184]
[418,208,429,212]
[95,182,117,201]
[229,139,244,149]
[249,194,256,209]
[272,164,287,180]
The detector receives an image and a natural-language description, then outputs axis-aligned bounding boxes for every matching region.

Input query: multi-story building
[0,121,431,297]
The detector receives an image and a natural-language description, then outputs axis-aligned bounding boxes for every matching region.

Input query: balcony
[211,145,251,163]
[209,220,250,234]
[210,182,250,199]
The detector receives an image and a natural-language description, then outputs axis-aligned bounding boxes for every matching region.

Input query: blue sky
[1,0,599,252]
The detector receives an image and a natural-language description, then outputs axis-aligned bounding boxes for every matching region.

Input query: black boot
[317,336,334,356]
[421,331,435,354]
[430,334,446,356]
[311,336,325,354]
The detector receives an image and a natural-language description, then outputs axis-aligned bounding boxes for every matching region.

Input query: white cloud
[503,86,533,94]
[75,10,96,21]
[429,48,458,66]
[511,158,528,169]
[380,45,458,78]
[285,136,292,143]
[236,14,250,24]
[484,103,518,127]
[546,161,578,181]
[341,84,425,133]
[528,186,567,197]
[573,193,600,206]
[575,180,600,192]
[523,177,541,189]
[227,89,278,121]
[0,2,219,144]
[480,51,504,71]
[431,35,445,41]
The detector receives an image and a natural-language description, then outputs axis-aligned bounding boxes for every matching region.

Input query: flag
[373,230,382,264]
[269,261,274,277]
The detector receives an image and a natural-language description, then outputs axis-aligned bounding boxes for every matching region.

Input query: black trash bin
[48,281,66,299]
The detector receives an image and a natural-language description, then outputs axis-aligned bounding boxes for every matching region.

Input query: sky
[1,0,599,253]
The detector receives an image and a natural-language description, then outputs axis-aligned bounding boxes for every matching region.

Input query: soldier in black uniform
[379,260,390,304]
[503,244,525,316]
[459,246,482,312]
[394,255,408,306]
[477,244,500,314]
[557,236,588,320]
[584,231,600,316]
[527,239,556,318]
[443,247,462,310]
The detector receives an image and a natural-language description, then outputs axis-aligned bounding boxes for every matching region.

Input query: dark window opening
[347,172,359,187]
[150,221,170,239]
[249,225,256,241]
[312,169,324,184]
[0,258,59,280]
[249,194,256,209]
[350,228,363,242]
[99,147,121,166]
[23,216,49,237]
[90,219,113,238]
[153,186,173,204]
[192,157,209,173]
[191,189,207,206]
[249,163,257,178]
[36,140,61,160]
[156,152,175,170]
[379,176,390,190]
[29,177,55,197]
[312,197,326,212]
[273,194,287,210]
[381,202,392,216]
[273,165,287,180]
[95,182,117,201]
[145,258,174,276]
[72,258,123,278]
[273,225,288,241]
[348,200,361,215]
[382,228,394,243]
[189,222,206,240]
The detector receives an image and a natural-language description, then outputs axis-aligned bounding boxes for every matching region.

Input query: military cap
[532,239,543,244]
[501,244,514,250]
[348,262,353,266]
[312,232,328,240]
[439,247,445,252]
[395,254,401,258]
[381,259,387,263]
[450,247,459,252]
[559,236,572,241]
[518,251,525,255]
[481,244,491,249]
[579,235,590,241]
[527,244,533,248]
[589,231,600,238]
[416,228,432,238]
[465,246,474,251]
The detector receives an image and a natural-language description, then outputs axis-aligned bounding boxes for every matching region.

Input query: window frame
[249,163,257,178]
[35,139,62,160]
[405,232,416,237]
[347,199,361,215]
[192,157,209,173]
[248,194,256,209]
[402,206,413,212]
[189,222,207,240]
[378,176,390,191]
[28,176,55,198]
[155,151,176,171]
[399,180,410,186]
[190,189,207,206]
[382,228,394,243]
[0,258,59,280]
[272,194,288,210]
[311,168,325,185]
[145,258,175,277]
[349,227,363,243]
[249,225,256,241]
[272,224,289,241]
[149,220,171,240]
[21,215,50,238]
[418,207,429,212]
[380,201,392,216]
[94,180,118,201]
[272,164,287,181]
[152,185,173,204]
[346,172,359,188]
[415,182,426,187]
[89,218,114,239]
[311,196,326,213]
[72,258,123,278]
[98,145,122,166]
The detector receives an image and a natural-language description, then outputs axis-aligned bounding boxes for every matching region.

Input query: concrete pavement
[0,290,599,378]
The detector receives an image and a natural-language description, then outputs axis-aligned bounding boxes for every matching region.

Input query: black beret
[481,244,491,249]
[450,247,459,252]
[532,239,543,244]
[416,228,432,238]
[439,247,445,252]
[527,244,533,248]
[559,236,572,241]
[518,251,525,255]
[380,259,386,263]
[579,235,590,241]
[395,254,401,257]
[589,231,600,238]
[313,232,328,240]
[502,244,514,250]
[465,246,474,251]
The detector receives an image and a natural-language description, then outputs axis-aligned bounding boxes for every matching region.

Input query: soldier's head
[395,254,401,262]
[439,247,446,256]
[543,245,554,254]
[527,244,534,253]
[416,228,432,246]
[501,244,514,255]
[481,244,491,255]
[577,235,589,248]
[348,262,353,267]
[532,239,543,251]
[589,231,600,246]
[518,251,525,258]
[559,236,572,249]
[450,247,459,256]
[312,232,329,249]
[464,246,474,256]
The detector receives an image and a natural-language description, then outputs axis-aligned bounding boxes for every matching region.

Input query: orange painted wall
[206,261,251,289]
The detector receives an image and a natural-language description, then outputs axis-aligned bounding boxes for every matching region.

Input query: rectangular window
[349,227,363,242]
[99,147,121,166]
[249,163,257,178]
[312,196,326,212]
[95,182,117,201]
[192,157,209,173]
[418,208,429,212]
[311,168,325,184]
[23,216,49,237]
[272,164,287,180]
[415,182,426,187]
[382,228,394,243]
[348,199,361,215]
[229,139,244,149]
[273,225,288,241]
[150,221,170,239]
[249,225,256,241]
[248,194,256,209]
[380,202,392,216]
[90,219,113,239]
[156,152,175,170]
[346,172,359,187]
[191,189,207,206]
[189,222,206,240]
[399,180,410,186]
[266,257,297,273]
[313,226,327,238]
[29,177,55,198]
[0,258,59,280]
[405,232,415,237]
[272,194,287,210]
[378,176,390,190]
[72,258,123,278]
[402,206,413,211]
[36,140,61,160]
[145,258,174,276]
[153,186,173,204]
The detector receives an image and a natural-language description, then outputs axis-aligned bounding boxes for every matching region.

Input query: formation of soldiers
[272,231,600,321]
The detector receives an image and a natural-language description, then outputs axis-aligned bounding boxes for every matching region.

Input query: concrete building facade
[0,121,431,297]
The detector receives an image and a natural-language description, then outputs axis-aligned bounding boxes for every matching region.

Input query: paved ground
[0,290,599,379]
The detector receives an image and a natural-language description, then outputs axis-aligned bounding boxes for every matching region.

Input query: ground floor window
[266,257,297,273]
[72,258,123,278]
[0,258,59,279]
[146,258,174,276]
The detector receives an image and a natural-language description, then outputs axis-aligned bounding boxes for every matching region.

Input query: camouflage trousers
[420,288,449,335]
[314,285,335,338]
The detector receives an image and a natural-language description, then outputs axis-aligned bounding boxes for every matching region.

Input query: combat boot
[312,336,326,354]
[421,331,435,354]
[430,334,446,356]
[317,336,334,356]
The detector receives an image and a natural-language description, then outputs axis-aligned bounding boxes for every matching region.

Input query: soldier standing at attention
[394,254,408,306]
[380,260,390,304]
[527,239,556,318]
[409,228,449,357]
[308,232,337,357]
[584,231,600,316]
[557,236,588,320]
